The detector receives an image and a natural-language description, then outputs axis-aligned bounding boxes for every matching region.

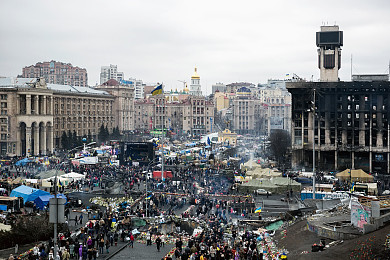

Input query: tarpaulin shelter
[15,158,31,166]
[239,177,301,194]
[34,194,67,210]
[336,169,374,182]
[10,185,50,204]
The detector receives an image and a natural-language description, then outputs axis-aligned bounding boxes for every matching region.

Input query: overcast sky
[1,0,390,94]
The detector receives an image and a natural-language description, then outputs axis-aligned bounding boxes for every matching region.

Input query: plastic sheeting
[10,185,50,204]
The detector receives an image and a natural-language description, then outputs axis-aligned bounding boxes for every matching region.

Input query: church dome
[183,84,189,93]
[191,67,200,79]
[236,87,251,96]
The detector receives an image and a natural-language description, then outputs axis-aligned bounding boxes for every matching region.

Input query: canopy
[10,185,50,204]
[61,172,85,181]
[336,169,374,182]
[34,194,67,210]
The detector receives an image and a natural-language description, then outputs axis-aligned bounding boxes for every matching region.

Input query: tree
[111,126,121,140]
[87,129,93,143]
[67,130,73,147]
[61,131,68,150]
[98,124,107,143]
[268,129,291,164]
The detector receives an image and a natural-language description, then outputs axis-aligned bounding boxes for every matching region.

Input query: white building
[100,64,124,84]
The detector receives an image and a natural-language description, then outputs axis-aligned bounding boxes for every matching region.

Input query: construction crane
[178,80,187,89]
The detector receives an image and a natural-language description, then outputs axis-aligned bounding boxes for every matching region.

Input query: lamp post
[145,159,158,217]
[312,89,316,200]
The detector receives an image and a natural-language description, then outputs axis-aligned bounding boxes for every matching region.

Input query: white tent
[61,172,85,181]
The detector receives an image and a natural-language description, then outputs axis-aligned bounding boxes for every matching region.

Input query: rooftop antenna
[351,54,353,81]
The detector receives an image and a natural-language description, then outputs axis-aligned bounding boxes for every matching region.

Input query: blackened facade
[287,80,390,174]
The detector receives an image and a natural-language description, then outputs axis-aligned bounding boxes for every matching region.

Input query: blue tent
[34,194,67,210]
[15,158,30,166]
[10,185,50,204]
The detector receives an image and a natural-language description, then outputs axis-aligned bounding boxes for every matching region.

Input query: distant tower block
[317,25,343,82]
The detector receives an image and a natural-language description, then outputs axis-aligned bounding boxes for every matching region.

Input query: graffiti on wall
[351,199,371,231]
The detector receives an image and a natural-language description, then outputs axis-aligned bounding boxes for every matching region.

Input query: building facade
[231,87,261,135]
[0,77,115,156]
[287,80,390,174]
[21,61,88,87]
[134,93,214,137]
[95,79,135,133]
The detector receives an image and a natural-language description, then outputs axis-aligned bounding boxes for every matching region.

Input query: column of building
[17,94,53,156]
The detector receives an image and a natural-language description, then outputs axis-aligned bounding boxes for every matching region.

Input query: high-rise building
[21,60,88,87]
[100,64,124,84]
[287,25,390,174]
[212,83,226,93]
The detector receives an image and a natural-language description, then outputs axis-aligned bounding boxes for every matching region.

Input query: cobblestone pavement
[110,241,173,260]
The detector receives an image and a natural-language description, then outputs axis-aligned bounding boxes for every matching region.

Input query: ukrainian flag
[255,206,262,213]
[151,84,163,96]
[145,194,152,200]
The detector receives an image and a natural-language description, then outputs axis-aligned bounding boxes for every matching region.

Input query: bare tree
[268,130,291,163]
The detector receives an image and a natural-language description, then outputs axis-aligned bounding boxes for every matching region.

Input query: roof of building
[0,77,109,96]
[0,77,38,86]
[48,84,110,95]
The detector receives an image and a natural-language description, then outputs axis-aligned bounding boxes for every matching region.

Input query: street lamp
[145,158,158,217]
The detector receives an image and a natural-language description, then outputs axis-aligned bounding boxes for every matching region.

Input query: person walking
[79,214,84,225]
[155,236,161,252]
[98,238,104,255]
[129,233,134,248]
[105,239,110,254]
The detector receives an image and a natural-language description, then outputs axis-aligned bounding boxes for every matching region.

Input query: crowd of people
[0,151,277,260]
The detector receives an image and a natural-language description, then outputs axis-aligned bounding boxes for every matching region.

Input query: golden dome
[183,83,189,93]
[191,67,200,79]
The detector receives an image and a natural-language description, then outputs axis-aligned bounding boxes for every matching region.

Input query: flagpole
[161,90,165,183]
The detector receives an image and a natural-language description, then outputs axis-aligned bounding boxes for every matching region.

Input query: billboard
[270,117,284,130]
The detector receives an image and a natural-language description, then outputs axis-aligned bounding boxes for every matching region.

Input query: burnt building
[287,25,390,174]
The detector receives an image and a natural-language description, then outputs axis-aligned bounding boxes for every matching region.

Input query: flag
[255,206,262,213]
[285,73,290,77]
[207,136,211,145]
[145,194,152,200]
[151,84,163,96]
[58,179,63,187]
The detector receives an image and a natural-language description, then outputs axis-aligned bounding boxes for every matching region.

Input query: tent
[61,172,85,181]
[336,169,374,182]
[246,167,282,178]
[239,177,301,194]
[34,194,67,210]
[10,185,50,204]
